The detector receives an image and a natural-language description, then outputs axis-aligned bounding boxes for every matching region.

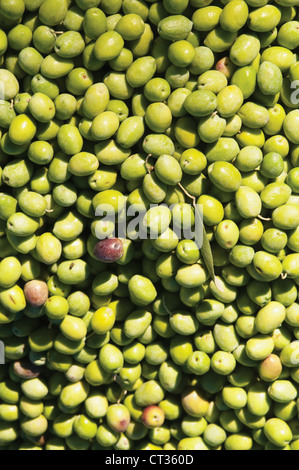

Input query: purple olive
[94,238,124,263]
[24,280,49,308]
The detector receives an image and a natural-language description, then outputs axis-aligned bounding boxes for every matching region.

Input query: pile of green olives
[0,0,299,452]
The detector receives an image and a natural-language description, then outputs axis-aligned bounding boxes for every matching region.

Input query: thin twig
[177,183,224,292]
[117,389,128,404]
[113,374,128,403]
[258,215,272,221]
[162,295,173,316]
[145,154,154,174]
[86,331,95,340]
[178,182,196,204]
[50,30,64,35]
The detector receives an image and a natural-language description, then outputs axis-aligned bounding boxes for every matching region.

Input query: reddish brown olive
[24,280,49,308]
[142,405,165,428]
[215,56,236,79]
[93,237,124,263]
[258,354,283,382]
[13,359,42,379]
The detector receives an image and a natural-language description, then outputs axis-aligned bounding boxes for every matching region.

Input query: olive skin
[24,280,49,308]
[93,238,124,263]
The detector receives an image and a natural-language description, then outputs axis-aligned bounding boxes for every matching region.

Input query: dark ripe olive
[24,280,49,307]
[93,238,124,263]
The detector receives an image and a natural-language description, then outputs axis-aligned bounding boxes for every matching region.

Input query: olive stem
[86,332,95,340]
[117,389,128,404]
[177,182,196,205]
[161,296,173,316]
[258,215,272,221]
[113,374,128,402]
[145,154,154,174]
[281,272,288,279]
[178,182,224,293]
